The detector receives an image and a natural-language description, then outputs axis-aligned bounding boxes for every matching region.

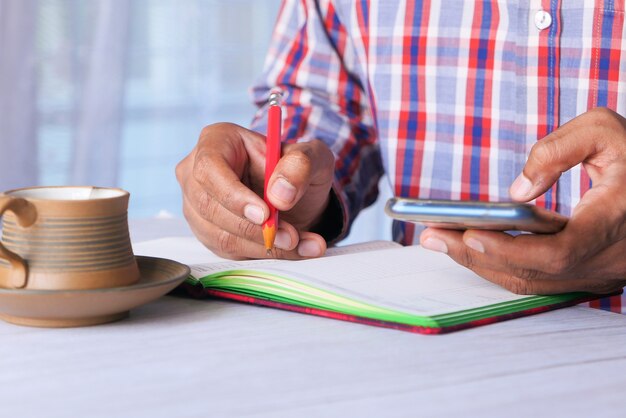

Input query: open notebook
[135,238,600,334]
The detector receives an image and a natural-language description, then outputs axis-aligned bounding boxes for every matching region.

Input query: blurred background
[0,0,390,244]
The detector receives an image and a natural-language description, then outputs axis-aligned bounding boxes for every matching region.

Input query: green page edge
[186,270,585,329]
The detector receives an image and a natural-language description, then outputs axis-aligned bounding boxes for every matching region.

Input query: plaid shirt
[250,0,626,313]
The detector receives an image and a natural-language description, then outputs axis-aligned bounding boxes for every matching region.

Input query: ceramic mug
[0,186,140,290]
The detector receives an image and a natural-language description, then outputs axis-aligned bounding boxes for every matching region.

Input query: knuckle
[588,107,619,129]
[236,217,258,241]
[512,267,542,281]
[212,121,237,131]
[321,149,336,172]
[269,247,300,260]
[580,107,626,153]
[192,153,212,185]
[505,277,534,295]
[530,140,558,166]
[457,249,476,270]
[311,139,335,163]
[286,150,313,171]
[201,122,234,138]
[199,124,212,138]
[545,247,575,275]
[196,192,220,221]
[219,187,238,211]
[502,253,520,272]
[216,229,240,257]
[587,107,626,142]
[267,247,287,259]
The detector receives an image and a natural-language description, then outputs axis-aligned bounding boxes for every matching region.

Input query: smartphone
[384,198,568,233]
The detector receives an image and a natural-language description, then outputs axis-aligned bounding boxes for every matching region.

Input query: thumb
[509,108,614,202]
[267,140,334,211]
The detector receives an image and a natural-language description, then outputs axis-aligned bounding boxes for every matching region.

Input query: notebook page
[189,240,400,277]
[192,245,528,317]
[134,236,399,267]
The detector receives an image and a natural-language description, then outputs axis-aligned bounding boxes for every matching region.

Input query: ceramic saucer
[0,256,190,328]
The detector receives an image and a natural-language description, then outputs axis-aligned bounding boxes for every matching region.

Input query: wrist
[309,188,345,245]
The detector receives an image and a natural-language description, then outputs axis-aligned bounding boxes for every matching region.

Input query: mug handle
[0,196,37,289]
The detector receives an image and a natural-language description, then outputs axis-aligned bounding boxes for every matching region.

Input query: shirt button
[534,10,552,30]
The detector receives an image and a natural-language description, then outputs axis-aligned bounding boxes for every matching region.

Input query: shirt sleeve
[249,0,383,243]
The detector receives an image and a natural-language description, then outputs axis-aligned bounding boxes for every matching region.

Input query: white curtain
[71,1,130,185]
[0,0,130,188]
[1,0,131,188]
[0,0,38,191]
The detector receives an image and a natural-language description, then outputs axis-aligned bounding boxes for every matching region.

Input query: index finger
[511,108,626,201]
[193,124,270,225]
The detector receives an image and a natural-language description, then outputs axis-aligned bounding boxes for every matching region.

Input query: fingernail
[243,204,264,224]
[422,237,448,254]
[465,237,485,253]
[274,230,292,250]
[297,239,322,257]
[270,178,297,203]
[510,173,533,200]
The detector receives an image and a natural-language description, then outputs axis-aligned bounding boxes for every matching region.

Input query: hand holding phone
[385,198,568,233]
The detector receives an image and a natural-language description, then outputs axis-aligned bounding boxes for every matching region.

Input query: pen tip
[266,248,272,256]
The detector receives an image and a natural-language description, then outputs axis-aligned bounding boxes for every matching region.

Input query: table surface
[1,218,625,418]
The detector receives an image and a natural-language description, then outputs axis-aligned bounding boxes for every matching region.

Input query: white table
[1,219,625,418]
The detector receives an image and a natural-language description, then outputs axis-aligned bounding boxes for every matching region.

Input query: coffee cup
[0,186,140,290]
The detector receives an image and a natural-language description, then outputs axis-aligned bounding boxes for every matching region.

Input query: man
[176,1,626,311]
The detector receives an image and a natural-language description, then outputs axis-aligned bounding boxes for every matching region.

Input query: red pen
[262,90,282,254]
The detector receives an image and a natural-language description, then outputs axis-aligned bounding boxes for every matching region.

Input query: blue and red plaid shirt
[250,0,626,313]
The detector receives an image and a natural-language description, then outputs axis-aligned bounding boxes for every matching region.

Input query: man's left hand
[420,107,626,295]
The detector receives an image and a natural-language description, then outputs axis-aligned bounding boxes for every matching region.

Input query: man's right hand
[176,122,335,260]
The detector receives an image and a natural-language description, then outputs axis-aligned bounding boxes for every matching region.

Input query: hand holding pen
[176,89,334,259]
